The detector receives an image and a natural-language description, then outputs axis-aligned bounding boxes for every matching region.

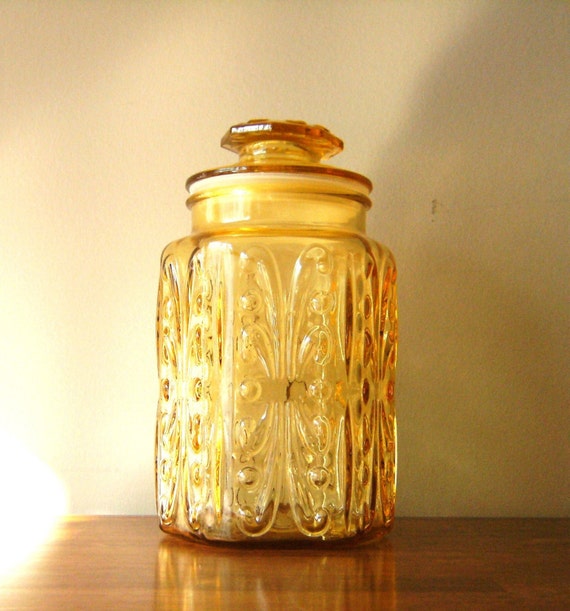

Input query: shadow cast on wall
[374,1,570,516]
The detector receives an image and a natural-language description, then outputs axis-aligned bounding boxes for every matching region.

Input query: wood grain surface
[1,517,568,609]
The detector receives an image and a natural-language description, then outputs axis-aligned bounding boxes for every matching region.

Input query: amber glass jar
[155,120,397,544]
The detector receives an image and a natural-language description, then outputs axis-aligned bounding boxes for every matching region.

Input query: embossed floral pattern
[156,237,397,541]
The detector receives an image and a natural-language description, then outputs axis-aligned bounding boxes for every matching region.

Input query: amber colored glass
[155,120,397,544]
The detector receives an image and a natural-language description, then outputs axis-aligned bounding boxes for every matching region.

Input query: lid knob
[221,119,343,164]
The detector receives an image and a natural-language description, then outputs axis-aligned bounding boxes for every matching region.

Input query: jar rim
[186,164,372,194]
[186,170,372,211]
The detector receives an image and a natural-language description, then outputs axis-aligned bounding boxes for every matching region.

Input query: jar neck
[187,173,370,236]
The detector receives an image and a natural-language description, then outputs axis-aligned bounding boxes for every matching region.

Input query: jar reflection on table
[154,536,396,610]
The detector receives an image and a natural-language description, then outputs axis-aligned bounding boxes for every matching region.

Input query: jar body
[156,216,397,543]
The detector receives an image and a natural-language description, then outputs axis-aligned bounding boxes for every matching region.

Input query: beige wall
[1,0,568,517]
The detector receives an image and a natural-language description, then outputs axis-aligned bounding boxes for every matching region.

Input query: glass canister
[155,119,397,544]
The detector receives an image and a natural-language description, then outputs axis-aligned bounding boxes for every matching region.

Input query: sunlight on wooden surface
[0,430,68,578]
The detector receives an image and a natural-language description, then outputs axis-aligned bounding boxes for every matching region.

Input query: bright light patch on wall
[0,430,68,577]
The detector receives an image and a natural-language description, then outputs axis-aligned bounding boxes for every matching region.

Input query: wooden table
[1,517,568,609]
